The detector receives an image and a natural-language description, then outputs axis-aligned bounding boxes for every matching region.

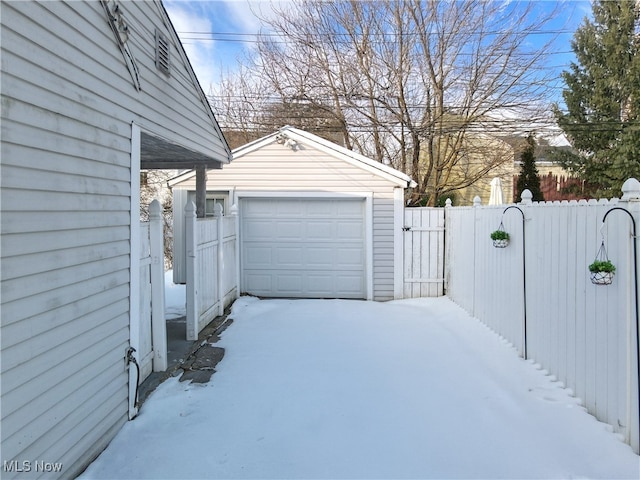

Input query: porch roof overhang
[140,132,224,170]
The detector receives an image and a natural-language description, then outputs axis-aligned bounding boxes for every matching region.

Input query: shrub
[490,230,510,241]
[588,260,616,273]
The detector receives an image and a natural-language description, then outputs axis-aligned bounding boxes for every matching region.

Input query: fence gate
[138,222,154,383]
[138,201,167,380]
[403,207,445,297]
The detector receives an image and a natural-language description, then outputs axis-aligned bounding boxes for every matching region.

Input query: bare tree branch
[210,0,560,205]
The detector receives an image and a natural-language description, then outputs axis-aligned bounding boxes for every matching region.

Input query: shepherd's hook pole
[503,205,527,360]
[602,207,638,448]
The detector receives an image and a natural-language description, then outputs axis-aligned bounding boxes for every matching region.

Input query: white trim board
[393,187,405,299]
[129,122,141,420]
[234,190,373,199]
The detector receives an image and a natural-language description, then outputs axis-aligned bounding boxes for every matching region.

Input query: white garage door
[241,198,366,298]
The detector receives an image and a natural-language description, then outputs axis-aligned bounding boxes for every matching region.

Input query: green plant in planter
[490,230,510,241]
[588,259,616,273]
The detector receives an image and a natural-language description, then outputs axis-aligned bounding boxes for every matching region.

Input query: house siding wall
[172,142,402,301]
[0,1,228,478]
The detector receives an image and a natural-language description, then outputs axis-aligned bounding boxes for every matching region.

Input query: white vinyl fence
[445,180,640,453]
[402,207,445,297]
[138,200,167,381]
[185,202,239,340]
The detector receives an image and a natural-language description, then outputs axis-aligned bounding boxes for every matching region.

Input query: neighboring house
[170,126,416,302]
[445,134,516,206]
[410,124,516,206]
[447,134,577,205]
[0,1,231,478]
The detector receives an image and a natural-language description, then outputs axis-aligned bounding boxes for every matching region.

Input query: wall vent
[155,29,170,75]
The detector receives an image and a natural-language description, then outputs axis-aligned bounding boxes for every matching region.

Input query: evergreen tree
[516,135,544,201]
[553,0,640,197]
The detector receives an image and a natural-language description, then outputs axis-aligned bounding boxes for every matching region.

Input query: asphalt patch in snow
[179,344,226,383]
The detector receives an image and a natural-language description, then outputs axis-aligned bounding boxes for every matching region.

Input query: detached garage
[170,126,415,301]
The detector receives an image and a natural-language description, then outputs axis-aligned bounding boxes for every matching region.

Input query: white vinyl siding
[0,1,228,164]
[173,141,403,301]
[0,1,228,478]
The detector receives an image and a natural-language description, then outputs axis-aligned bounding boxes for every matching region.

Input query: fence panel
[185,202,239,341]
[196,218,219,336]
[445,190,640,453]
[137,200,167,376]
[221,215,238,306]
[138,222,153,382]
[403,207,445,298]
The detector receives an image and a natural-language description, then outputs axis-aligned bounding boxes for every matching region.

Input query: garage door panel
[244,201,273,216]
[336,275,365,294]
[306,222,335,238]
[306,274,335,295]
[245,220,275,240]
[337,221,364,240]
[243,270,365,298]
[276,246,303,266]
[245,246,272,267]
[277,274,304,293]
[306,247,335,267]
[241,198,366,299]
[336,248,364,267]
[276,221,303,239]
[335,201,364,217]
[306,202,334,216]
[244,273,272,292]
[275,202,304,216]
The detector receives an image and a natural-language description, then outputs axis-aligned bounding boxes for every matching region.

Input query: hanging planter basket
[589,241,616,286]
[590,270,615,285]
[490,221,510,248]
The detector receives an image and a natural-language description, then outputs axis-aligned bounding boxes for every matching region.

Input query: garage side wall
[172,142,404,301]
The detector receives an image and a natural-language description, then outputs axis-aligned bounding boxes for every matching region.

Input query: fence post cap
[621,178,640,201]
[520,189,533,204]
[185,201,196,215]
[229,203,239,216]
[214,203,224,216]
[445,198,452,207]
[473,196,482,206]
[149,199,161,218]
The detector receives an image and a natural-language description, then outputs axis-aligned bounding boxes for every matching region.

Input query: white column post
[230,202,240,299]
[128,122,141,420]
[185,201,198,341]
[471,195,482,317]
[620,178,640,454]
[393,187,405,300]
[444,198,452,295]
[149,200,167,371]
[365,193,374,301]
[215,203,225,317]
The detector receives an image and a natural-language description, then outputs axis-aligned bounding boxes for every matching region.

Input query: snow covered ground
[81,296,639,479]
[164,271,186,320]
